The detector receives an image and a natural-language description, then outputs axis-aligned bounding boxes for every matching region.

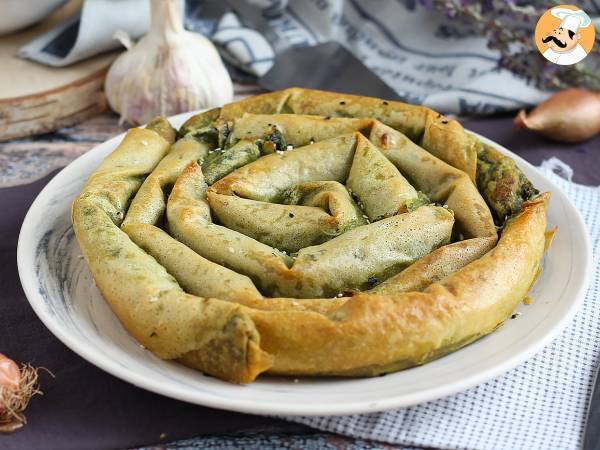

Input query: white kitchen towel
[19,0,551,114]
[285,162,599,450]
[19,0,152,66]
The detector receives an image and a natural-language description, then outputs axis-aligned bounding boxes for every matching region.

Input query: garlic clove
[514,88,600,143]
[105,0,233,125]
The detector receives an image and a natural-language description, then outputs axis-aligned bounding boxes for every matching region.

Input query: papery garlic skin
[105,0,233,125]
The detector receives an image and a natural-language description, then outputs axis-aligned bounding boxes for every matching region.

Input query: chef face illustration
[542,27,580,53]
[536,7,594,65]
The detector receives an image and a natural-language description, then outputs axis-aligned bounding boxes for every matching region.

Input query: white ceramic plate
[17,111,592,416]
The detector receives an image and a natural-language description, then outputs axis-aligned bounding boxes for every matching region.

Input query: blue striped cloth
[208,0,549,114]
[19,0,550,114]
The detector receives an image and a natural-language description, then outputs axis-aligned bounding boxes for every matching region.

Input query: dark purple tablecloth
[462,115,599,186]
[0,173,313,450]
[1,116,598,450]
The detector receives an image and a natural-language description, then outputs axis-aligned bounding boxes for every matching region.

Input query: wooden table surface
[0,84,264,189]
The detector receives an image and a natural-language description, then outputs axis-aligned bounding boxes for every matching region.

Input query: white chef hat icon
[551,8,592,33]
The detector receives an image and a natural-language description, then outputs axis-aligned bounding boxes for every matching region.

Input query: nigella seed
[368,276,378,286]
[339,101,346,105]
[289,212,295,218]
[441,120,448,124]
[382,101,389,105]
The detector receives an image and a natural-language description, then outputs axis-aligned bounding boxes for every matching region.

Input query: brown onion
[0,354,42,433]
[514,88,600,143]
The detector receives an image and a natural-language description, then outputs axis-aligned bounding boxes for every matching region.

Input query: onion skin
[0,354,42,433]
[514,89,600,143]
[0,354,20,390]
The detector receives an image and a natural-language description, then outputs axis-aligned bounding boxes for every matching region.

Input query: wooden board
[0,84,265,188]
[0,0,118,141]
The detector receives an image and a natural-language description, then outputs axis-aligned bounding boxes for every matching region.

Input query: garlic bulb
[105,0,233,125]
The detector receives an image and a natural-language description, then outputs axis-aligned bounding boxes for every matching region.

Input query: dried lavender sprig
[420,0,600,90]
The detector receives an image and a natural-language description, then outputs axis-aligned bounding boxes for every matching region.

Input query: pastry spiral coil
[72,88,549,383]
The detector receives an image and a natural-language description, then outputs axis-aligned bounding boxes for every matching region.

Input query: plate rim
[17,112,593,416]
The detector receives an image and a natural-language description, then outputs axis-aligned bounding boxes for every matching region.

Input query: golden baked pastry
[72,88,549,384]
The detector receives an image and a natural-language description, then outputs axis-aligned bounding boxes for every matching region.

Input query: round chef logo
[535,5,594,65]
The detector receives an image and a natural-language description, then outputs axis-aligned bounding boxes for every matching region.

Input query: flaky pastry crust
[72,89,549,383]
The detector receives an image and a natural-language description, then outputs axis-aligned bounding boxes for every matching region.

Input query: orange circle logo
[535,5,595,65]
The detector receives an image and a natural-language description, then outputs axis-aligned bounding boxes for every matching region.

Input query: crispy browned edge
[72,89,550,383]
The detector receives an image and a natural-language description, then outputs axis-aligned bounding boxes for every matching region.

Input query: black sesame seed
[339,101,346,105]
[289,212,295,218]
[382,101,389,105]
[324,116,331,120]
[441,120,448,124]
[511,314,518,319]
[368,276,379,286]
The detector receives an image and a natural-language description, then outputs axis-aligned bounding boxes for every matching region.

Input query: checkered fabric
[285,163,600,450]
